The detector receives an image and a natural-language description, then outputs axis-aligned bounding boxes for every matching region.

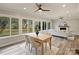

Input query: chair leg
[35,48,37,55]
[25,43,27,48]
[49,43,51,50]
[28,44,30,50]
[45,42,48,51]
[45,43,46,50]
[30,46,32,53]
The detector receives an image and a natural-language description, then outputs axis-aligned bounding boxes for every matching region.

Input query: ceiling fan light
[38,9,42,12]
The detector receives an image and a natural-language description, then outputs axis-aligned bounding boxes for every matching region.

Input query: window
[11,18,19,35]
[45,22,46,30]
[42,21,46,30]
[34,21,39,31]
[0,16,51,37]
[0,17,10,37]
[42,21,44,30]
[22,19,27,33]
[28,20,33,32]
[38,21,41,31]
[22,19,33,33]
[48,22,50,29]
[34,21,41,31]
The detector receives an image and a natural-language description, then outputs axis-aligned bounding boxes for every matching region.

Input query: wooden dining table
[26,32,52,55]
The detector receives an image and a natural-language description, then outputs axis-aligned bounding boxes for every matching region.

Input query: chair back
[30,37,41,48]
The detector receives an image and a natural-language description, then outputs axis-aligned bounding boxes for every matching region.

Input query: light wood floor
[0,36,79,55]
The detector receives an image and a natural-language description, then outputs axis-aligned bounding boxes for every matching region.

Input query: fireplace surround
[58,26,69,32]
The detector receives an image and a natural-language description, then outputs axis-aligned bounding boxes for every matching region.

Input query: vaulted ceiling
[0,3,79,20]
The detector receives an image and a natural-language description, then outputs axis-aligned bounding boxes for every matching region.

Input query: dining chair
[30,37,42,55]
[25,35,31,52]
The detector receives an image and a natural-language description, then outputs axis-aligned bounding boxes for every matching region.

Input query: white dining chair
[30,37,42,55]
[25,35,31,52]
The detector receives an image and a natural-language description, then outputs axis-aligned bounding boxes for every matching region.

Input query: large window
[42,21,46,30]
[11,18,19,35]
[0,17,10,37]
[22,19,33,33]
[0,16,51,37]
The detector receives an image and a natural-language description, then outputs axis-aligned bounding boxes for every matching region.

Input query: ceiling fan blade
[42,9,50,11]
[35,3,41,8]
[35,3,50,12]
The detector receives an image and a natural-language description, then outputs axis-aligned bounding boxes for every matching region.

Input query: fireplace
[58,17,69,32]
[58,26,69,32]
[60,28,66,30]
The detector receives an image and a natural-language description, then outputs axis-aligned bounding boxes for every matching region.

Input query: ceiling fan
[35,3,50,12]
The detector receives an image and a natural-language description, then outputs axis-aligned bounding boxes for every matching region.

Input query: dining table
[26,32,52,55]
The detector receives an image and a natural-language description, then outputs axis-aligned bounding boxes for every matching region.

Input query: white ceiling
[0,3,79,20]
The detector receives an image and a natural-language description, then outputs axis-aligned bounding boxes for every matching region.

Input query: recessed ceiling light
[62,4,66,7]
[24,8,26,10]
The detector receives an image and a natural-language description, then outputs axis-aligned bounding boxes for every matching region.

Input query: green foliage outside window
[0,16,51,37]
[0,17,10,37]
[11,18,19,35]
[22,19,33,33]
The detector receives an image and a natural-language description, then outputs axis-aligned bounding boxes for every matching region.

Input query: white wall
[66,19,79,32]
[52,18,79,32]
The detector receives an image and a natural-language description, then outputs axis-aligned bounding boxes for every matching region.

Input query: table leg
[41,43,44,55]
[50,38,51,50]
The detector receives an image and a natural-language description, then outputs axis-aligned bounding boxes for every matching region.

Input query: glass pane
[42,21,46,30]
[22,19,33,33]
[0,17,10,37]
[22,19,27,33]
[39,21,41,31]
[11,18,19,35]
[27,20,33,32]
[42,21,44,30]
[45,22,46,30]
[34,21,41,31]
[48,22,50,29]
[34,21,39,31]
